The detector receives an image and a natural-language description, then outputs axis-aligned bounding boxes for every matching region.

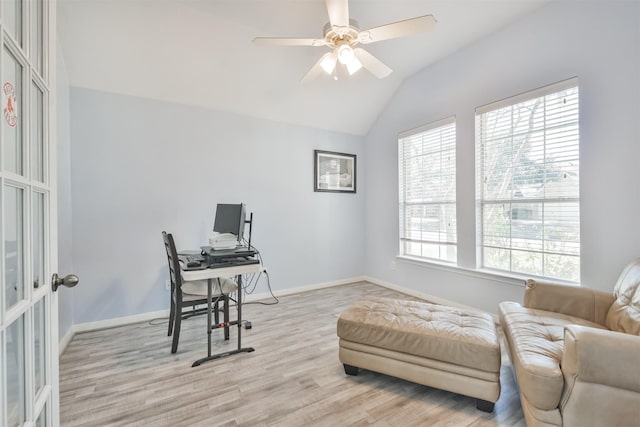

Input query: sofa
[499,258,640,426]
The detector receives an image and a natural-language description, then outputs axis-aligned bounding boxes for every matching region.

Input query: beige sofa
[500,258,640,426]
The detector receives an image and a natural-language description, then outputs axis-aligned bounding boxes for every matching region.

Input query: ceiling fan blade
[301,52,335,83]
[354,48,392,79]
[358,15,437,44]
[326,0,349,28]
[253,37,326,47]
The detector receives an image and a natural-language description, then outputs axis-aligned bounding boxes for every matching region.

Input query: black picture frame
[314,150,356,193]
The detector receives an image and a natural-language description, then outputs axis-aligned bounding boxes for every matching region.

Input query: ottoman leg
[343,364,359,376]
[475,399,495,413]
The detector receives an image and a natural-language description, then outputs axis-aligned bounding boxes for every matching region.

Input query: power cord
[240,238,279,305]
[149,317,169,326]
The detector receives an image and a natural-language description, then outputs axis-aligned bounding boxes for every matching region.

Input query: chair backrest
[162,231,183,293]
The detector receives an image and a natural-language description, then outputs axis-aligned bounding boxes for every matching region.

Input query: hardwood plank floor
[59,282,525,426]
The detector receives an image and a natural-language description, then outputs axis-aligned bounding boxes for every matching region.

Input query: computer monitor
[213,203,246,242]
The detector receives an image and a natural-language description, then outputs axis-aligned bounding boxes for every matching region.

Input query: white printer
[208,232,238,250]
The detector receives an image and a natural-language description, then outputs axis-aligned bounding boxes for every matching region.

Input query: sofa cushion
[606,258,640,335]
[499,301,606,410]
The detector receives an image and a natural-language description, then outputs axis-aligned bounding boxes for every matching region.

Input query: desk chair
[162,231,238,354]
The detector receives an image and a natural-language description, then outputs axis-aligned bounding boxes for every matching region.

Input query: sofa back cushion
[606,258,640,335]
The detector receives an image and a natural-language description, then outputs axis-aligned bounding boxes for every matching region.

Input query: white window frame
[475,78,580,282]
[398,116,457,263]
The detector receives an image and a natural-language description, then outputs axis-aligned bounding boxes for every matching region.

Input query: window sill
[395,255,580,288]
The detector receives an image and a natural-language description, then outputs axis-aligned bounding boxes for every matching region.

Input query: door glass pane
[31,0,44,76]
[36,403,47,427]
[2,47,24,175]
[5,186,25,309]
[34,298,47,395]
[31,83,45,182]
[2,0,23,46]
[33,192,45,290]
[7,315,26,427]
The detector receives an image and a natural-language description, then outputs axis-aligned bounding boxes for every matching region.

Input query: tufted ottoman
[337,296,501,411]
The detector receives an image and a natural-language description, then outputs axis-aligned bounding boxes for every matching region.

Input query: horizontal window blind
[476,80,580,282]
[399,117,457,262]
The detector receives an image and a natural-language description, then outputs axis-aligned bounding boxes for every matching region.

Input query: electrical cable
[239,237,278,305]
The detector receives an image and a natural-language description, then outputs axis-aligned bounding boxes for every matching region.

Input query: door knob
[51,273,79,292]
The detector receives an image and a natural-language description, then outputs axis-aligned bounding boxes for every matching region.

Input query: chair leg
[168,296,175,336]
[224,295,230,341]
[171,308,182,354]
[214,299,220,326]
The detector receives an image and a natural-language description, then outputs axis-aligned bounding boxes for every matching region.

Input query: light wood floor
[59,282,525,426]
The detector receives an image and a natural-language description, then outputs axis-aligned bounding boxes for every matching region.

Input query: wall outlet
[165,279,171,291]
[390,261,397,270]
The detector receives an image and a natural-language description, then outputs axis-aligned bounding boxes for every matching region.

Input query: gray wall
[364,0,640,312]
[59,0,640,329]
[56,41,74,339]
[68,88,365,324]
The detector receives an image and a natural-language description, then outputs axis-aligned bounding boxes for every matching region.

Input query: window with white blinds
[476,79,580,282]
[399,117,457,262]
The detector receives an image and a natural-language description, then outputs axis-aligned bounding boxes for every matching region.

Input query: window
[476,79,580,282]
[399,117,457,262]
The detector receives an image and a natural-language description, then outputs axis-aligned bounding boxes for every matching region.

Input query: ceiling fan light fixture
[346,57,362,75]
[337,44,355,65]
[319,52,338,74]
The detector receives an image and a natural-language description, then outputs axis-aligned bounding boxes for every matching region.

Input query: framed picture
[314,150,356,193]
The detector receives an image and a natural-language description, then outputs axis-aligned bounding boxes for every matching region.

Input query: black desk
[181,257,262,367]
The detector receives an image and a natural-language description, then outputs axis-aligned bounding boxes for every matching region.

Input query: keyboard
[209,257,260,269]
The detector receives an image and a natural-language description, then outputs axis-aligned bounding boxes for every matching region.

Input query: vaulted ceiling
[58,0,549,135]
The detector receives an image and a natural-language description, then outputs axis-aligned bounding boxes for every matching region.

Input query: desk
[182,262,263,367]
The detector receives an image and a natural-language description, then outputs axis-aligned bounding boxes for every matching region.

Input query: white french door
[1,0,58,426]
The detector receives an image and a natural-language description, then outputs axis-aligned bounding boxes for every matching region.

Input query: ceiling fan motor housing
[323,19,361,48]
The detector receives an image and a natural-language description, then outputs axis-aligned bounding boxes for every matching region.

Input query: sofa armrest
[523,279,615,324]
[560,325,640,425]
[562,325,640,392]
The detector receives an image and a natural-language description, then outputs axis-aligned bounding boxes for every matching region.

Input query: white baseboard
[363,275,475,310]
[57,277,365,351]
[58,326,75,356]
[73,309,170,334]
[364,275,499,322]
[244,275,367,302]
[59,309,169,356]
[58,275,488,352]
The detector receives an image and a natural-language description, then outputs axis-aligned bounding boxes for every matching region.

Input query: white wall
[61,0,639,328]
[56,40,74,339]
[364,0,640,313]
[68,88,365,324]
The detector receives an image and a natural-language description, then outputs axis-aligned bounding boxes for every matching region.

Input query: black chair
[162,231,238,353]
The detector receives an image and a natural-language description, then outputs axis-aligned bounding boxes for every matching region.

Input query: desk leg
[192,274,255,367]
[207,278,212,357]
[224,294,230,341]
[235,274,254,355]
[237,274,242,349]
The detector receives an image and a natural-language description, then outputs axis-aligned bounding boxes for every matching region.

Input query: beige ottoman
[337,296,501,412]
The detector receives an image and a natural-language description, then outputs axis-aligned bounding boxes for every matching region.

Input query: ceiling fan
[253,0,436,82]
